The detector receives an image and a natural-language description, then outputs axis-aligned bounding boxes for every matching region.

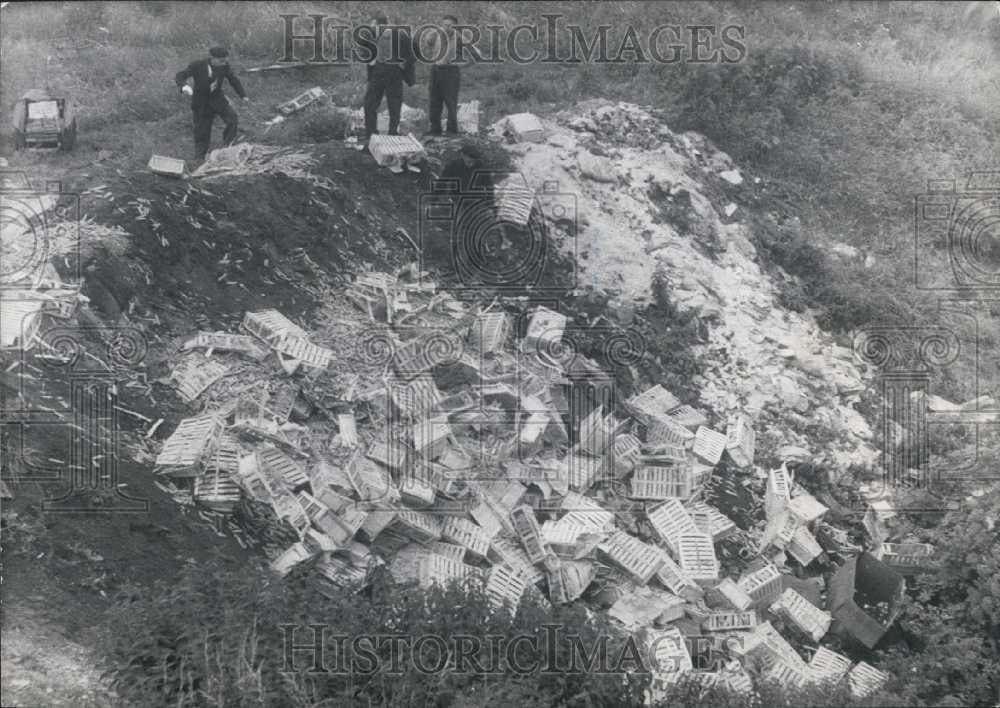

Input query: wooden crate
[272,334,333,369]
[770,588,831,642]
[808,647,851,684]
[645,415,695,445]
[685,501,736,541]
[148,154,185,177]
[738,562,784,609]
[558,491,615,532]
[704,610,757,632]
[489,535,544,584]
[765,467,792,518]
[725,414,756,468]
[241,309,306,343]
[668,404,708,429]
[847,661,889,698]
[486,563,528,610]
[510,505,549,564]
[625,385,680,422]
[172,358,229,402]
[631,464,695,501]
[193,471,241,513]
[391,510,443,543]
[691,426,728,465]
[155,414,221,476]
[647,498,698,556]
[441,517,491,559]
[677,533,719,585]
[468,311,508,353]
[257,447,309,490]
[597,530,663,585]
[653,547,701,599]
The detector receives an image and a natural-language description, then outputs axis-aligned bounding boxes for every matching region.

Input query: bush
[103,560,643,707]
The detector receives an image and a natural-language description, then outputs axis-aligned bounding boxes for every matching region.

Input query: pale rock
[719,169,744,185]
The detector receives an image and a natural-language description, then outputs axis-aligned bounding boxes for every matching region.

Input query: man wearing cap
[361,11,415,138]
[175,47,248,161]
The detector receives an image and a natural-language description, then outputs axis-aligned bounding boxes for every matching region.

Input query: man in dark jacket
[425,14,468,135]
[362,11,415,138]
[175,47,248,160]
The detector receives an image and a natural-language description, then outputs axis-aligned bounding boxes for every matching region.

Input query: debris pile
[145,254,911,701]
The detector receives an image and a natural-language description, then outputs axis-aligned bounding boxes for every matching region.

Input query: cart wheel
[14,129,26,151]
[59,118,77,151]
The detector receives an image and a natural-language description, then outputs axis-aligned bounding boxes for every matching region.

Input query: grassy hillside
[4,2,997,357]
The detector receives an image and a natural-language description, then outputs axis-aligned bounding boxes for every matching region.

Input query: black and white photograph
[1,2,998,706]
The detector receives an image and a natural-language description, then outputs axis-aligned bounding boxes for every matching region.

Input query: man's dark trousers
[193,96,238,160]
[429,65,460,134]
[364,64,403,137]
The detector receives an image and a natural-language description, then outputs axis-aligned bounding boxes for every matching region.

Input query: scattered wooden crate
[486,563,528,610]
[787,525,823,566]
[725,414,755,467]
[183,331,267,359]
[847,661,889,698]
[193,471,241,513]
[875,542,938,574]
[524,306,566,349]
[685,501,736,541]
[668,404,708,429]
[644,415,695,445]
[653,548,702,600]
[625,385,681,422]
[155,414,222,477]
[788,492,828,524]
[390,510,443,543]
[272,333,333,369]
[808,647,852,684]
[677,533,719,585]
[713,577,754,611]
[276,86,327,115]
[766,467,792,518]
[559,491,615,532]
[738,562,784,609]
[691,426,727,465]
[148,154,185,177]
[489,535,545,584]
[172,358,229,402]
[457,100,480,134]
[577,405,613,457]
[630,463,696,500]
[770,587,831,642]
[608,433,642,477]
[510,504,549,564]
[270,542,312,576]
[704,610,757,632]
[441,517,491,559]
[468,311,509,353]
[647,498,698,556]
[597,530,663,585]
[241,309,306,343]
[257,446,309,490]
[368,133,425,169]
[504,112,545,142]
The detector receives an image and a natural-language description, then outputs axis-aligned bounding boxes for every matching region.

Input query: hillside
[2,2,999,707]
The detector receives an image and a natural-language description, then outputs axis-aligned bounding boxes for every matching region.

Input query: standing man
[425,14,467,136]
[362,11,415,139]
[175,47,248,161]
